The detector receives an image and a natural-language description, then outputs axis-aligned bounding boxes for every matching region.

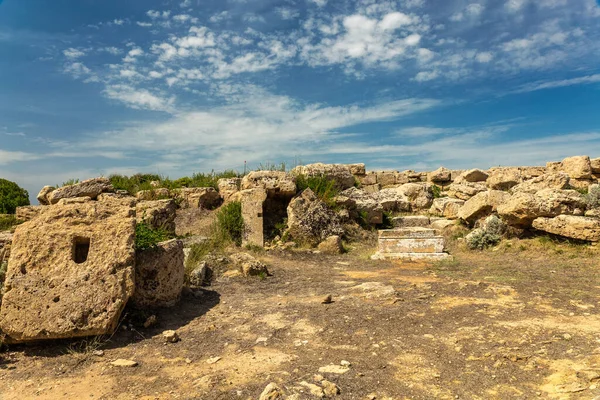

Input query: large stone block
[532,215,600,242]
[15,205,45,222]
[291,163,356,189]
[560,155,593,179]
[0,197,136,342]
[36,186,55,206]
[241,171,296,198]
[240,188,267,247]
[372,228,450,260]
[287,188,343,246]
[173,187,221,209]
[48,177,114,204]
[218,178,242,203]
[429,197,465,219]
[136,199,177,234]
[132,239,184,308]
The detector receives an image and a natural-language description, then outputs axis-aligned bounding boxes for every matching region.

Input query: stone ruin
[2,154,600,342]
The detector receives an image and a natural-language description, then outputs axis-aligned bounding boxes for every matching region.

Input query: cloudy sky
[1,0,600,199]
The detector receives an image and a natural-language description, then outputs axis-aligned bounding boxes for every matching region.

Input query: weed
[377,211,395,229]
[0,215,22,231]
[61,178,80,187]
[257,271,268,280]
[134,222,173,251]
[431,184,443,199]
[256,162,287,172]
[215,201,244,246]
[295,174,340,208]
[245,243,265,253]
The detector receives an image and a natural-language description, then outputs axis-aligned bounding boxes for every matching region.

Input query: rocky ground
[1,232,600,400]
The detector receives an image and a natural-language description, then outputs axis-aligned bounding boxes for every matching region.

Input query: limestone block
[48,177,113,204]
[240,188,267,247]
[0,198,136,342]
[532,215,600,242]
[173,187,221,209]
[241,171,296,198]
[136,199,177,234]
[132,239,184,308]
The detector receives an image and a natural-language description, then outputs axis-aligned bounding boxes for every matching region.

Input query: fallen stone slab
[47,177,114,204]
[532,215,600,242]
[0,196,136,342]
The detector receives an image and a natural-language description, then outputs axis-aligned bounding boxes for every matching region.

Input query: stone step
[377,236,445,254]
[379,227,436,238]
[392,216,431,228]
[372,252,451,261]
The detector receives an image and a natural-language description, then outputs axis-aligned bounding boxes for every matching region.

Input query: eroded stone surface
[240,188,268,247]
[48,177,113,204]
[132,239,184,308]
[532,215,600,242]
[0,197,136,342]
[136,199,177,233]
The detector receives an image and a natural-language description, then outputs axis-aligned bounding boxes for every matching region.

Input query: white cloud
[101,47,122,55]
[309,0,328,7]
[63,48,85,59]
[414,70,439,82]
[476,52,493,63]
[516,74,600,92]
[137,22,153,27]
[277,7,300,20]
[147,10,171,19]
[242,13,266,23]
[395,126,456,137]
[209,11,229,23]
[0,149,36,165]
[123,47,144,63]
[112,19,125,26]
[180,0,192,8]
[103,85,174,112]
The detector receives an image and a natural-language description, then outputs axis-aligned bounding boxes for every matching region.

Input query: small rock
[92,350,104,357]
[340,360,351,367]
[206,356,221,364]
[563,333,572,340]
[321,380,340,397]
[110,359,138,367]
[163,330,180,343]
[299,381,324,398]
[367,394,377,400]
[318,365,350,374]
[259,382,284,400]
[322,295,333,304]
[143,315,158,328]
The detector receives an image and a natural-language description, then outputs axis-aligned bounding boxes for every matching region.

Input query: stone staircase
[371,216,452,261]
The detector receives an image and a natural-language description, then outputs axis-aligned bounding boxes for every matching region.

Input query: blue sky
[1,0,600,200]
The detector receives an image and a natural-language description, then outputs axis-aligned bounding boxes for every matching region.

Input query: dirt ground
[1,231,600,400]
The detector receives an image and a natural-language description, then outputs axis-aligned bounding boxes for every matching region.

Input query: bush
[431,184,443,199]
[585,185,600,209]
[0,179,29,214]
[134,222,173,250]
[0,215,22,231]
[465,215,505,250]
[215,201,244,246]
[109,173,163,195]
[295,174,339,208]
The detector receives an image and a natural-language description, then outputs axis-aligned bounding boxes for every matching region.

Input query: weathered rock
[136,188,171,201]
[447,182,487,201]
[321,380,341,397]
[497,189,586,228]
[362,184,380,194]
[569,178,595,190]
[172,187,221,209]
[428,167,452,183]
[335,187,383,225]
[163,330,180,343]
[317,235,343,254]
[591,158,600,174]
[397,183,434,210]
[241,171,297,198]
[259,383,284,400]
[0,197,136,342]
[486,168,522,191]
[430,219,456,230]
[136,199,177,234]
[36,186,55,205]
[111,359,138,368]
[348,163,366,175]
[456,169,489,183]
[15,205,44,222]
[358,172,377,186]
[48,177,113,204]
[511,173,570,194]
[560,155,593,179]
[299,381,325,398]
[217,178,241,203]
[132,239,184,308]
[292,163,356,189]
[287,189,344,245]
[457,190,511,225]
[240,188,267,247]
[230,253,269,276]
[373,188,411,212]
[392,215,430,228]
[376,171,397,188]
[532,215,600,242]
[429,198,465,219]
[188,261,209,286]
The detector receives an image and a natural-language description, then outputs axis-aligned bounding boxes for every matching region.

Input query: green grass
[0,214,22,231]
[134,222,174,251]
[215,201,244,246]
[295,174,340,208]
[110,170,242,195]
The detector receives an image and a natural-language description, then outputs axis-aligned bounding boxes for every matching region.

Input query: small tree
[0,179,29,214]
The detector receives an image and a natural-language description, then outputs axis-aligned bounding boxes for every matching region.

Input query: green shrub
[109,173,163,195]
[134,222,173,250]
[466,229,501,250]
[61,178,80,187]
[215,201,244,246]
[431,184,443,199]
[378,211,395,229]
[0,214,22,231]
[295,174,339,208]
[585,185,600,209]
[0,179,29,214]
